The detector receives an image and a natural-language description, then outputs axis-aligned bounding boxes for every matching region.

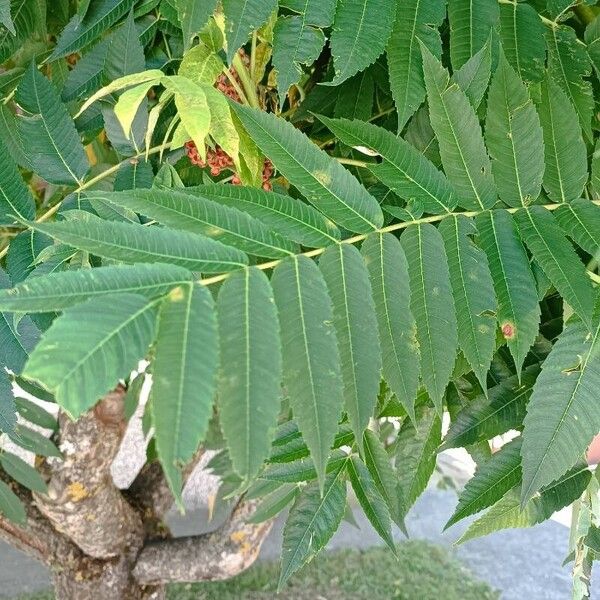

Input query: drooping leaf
[14,397,57,431]
[0,269,39,375]
[279,459,347,588]
[476,210,540,375]
[439,215,497,389]
[0,263,192,313]
[555,199,600,257]
[0,370,16,435]
[536,76,588,204]
[447,0,499,70]
[395,402,442,517]
[176,0,217,50]
[485,53,544,208]
[328,0,396,86]
[231,104,383,233]
[515,206,595,329]
[23,293,158,418]
[446,437,522,529]
[0,135,35,226]
[151,283,218,503]
[27,212,248,273]
[222,0,277,64]
[546,25,594,144]
[0,0,14,34]
[363,429,404,530]
[91,188,297,259]
[521,315,600,502]
[347,455,396,553]
[271,256,344,490]
[9,425,61,458]
[273,16,326,104]
[51,0,136,59]
[320,244,381,452]
[459,465,591,543]
[0,480,26,524]
[386,0,445,130]
[443,366,539,449]
[318,116,457,214]
[15,64,89,185]
[422,46,497,210]
[218,268,282,484]
[498,1,545,82]
[262,450,348,483]
[186,184,340,248]
[400,224,458,412]
[0,452,48,494]
[361,233,419,421]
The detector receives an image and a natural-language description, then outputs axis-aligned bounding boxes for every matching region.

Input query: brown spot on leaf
[501,322,515,339]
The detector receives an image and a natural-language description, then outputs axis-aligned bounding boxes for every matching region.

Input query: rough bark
[133,499,273,585]
[34,388,144,559]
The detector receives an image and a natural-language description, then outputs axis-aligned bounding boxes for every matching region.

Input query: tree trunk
[52,555,165,600]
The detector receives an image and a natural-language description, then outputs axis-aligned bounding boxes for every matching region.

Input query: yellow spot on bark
[67,482,89,502]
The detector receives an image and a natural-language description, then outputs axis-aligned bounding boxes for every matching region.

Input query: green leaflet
[0,263,192,313]
[447,0,499,70]
[273,17,326,104]
[9,424,61,458]
[333,69,375,121]
[443,366,539,449]
[498,2,545,82]
[515,207,595,329]
[521,315,600,502]
[446,437,522,529]
[23,293,157,418]
[51,0,136,59]
[452,39,492,110]
[459,465,591,543]
[217,268,282,484]
[279,459,347,588]
[476,210,540,376]
[262,450,348,483]
[179,43,224,86]
[439,215,496,390]
[183,184,340,248]
[347,455,396,553]
[386,0,445,130]
[222,0,277,64]
[363,429,405,530]
[113,159,154,192]
[401,224,458,412]
[27,212,248,273]
[0,452,48,494]
[14,397,57,430]
[176,0,217,50]
[152,283,218,503]
[362,233,419,422]
[6,230,51,284]
[395,402,442,517]
[0,370,16,434]
[0,268,39,374]
[422,46,497,211]
[93,187,295,259]
[248,484,299,524]
[328,0,396,86]
[318,116,457,214]
[0,480,25,524]
[537,76,588,204]
[15,64,89,186]
[0,0,14,34]
[0,135,34,226]
[555,199,600,257]
[485,54,544,208]
[273,0,335,101]
[271,256,344,491]
[546,25,594,144]
[320,244,381,452]
[231,104,383,234]
[0,0,45,65]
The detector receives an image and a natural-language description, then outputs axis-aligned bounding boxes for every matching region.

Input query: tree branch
[132,499,272,585]
[34,387,144,559]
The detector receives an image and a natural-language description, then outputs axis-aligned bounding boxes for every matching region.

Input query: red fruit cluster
[215,48,251,103]
[184,142,274,191]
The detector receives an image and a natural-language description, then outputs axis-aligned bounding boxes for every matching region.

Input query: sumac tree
[0,0,600,598]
